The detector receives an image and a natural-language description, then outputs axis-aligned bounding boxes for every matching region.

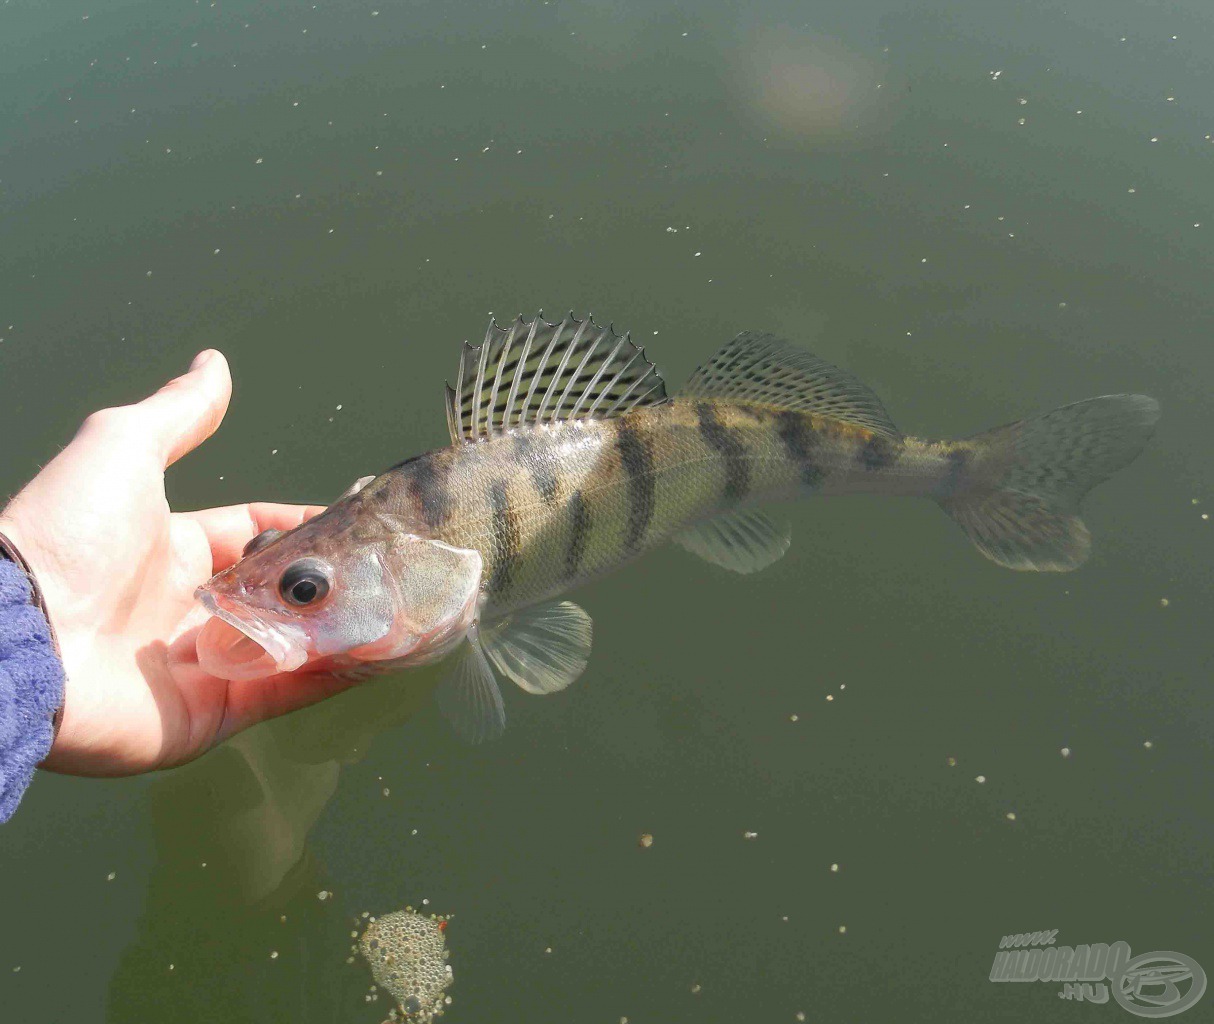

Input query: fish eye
[280,560,331,606]
[242,528,284,557]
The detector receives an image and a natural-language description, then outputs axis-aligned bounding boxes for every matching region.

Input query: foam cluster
[359,908,453,1021]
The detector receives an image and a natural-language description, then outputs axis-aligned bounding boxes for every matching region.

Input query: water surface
[2,1,1211,1021]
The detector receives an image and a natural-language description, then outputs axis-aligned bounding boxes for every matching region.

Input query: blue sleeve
[0,558,65,823]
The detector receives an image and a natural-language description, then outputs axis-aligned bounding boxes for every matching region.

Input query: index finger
[177,502,328,572]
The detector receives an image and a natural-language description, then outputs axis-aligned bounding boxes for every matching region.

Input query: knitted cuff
[0,531,67,822]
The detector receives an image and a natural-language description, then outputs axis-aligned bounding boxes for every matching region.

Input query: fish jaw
[195,588,312,680]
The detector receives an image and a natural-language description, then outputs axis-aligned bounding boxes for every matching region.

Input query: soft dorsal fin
[681,331,900,439]
[445,313,667,443]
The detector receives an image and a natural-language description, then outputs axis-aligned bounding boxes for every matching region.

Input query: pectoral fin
[434,625,506,744]
[674,510,791,574]
[481,600,593,695]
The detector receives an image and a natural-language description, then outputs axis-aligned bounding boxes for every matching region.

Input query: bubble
[359,910,453,1020]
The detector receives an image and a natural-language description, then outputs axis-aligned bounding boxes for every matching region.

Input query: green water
[2,1,1212,1021]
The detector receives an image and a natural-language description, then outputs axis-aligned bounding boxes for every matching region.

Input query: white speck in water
[796,1014,807,1022]
[317,890,330,901]
[1160,598,1169,608]
[213,249,220,255]
[382,787,390,797]
[691,983,702,994]
[107,872,116,881]
[270,951,279,960]
[743,831,758,840]
[694,251,702,256]
[830,863,839,872]
[270,449,278,455]
[825,694,834,701]
[1061,747,1071,758]
[1006,812,1017,821]
[975,775,986,784]
[1144,740,1154,749]
[838,925,847,935]
[1018,97,1027,105]
[544,947,553,954]
[255,157,263,164]
[789,713,799,722]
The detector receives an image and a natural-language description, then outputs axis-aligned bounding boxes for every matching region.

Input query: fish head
[195,507,484,681]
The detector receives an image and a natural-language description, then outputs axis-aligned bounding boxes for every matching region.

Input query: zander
[196,314,1160,740]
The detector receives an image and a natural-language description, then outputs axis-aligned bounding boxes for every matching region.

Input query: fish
[195,313,1160,741]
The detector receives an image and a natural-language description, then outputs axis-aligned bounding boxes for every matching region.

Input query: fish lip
[195,588,309,673]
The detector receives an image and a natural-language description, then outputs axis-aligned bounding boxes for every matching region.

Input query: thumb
[132,350,233,468]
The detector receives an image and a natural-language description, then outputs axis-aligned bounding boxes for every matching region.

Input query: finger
[177,502,328,572]
[131,350,234,468]
[218,671,363,741]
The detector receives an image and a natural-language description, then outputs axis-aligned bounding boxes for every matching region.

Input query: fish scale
[368,399,973,616]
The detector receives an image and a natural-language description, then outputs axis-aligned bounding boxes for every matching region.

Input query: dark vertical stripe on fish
[514,433,559,504]
[695,401,750,502]
[566,489,591,578]
[858,434,903,471]
[616,419,655,548]
[775,411,824,488]
[487,479,520,596]
[403,452,453,529]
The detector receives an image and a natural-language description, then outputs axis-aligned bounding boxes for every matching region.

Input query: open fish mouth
[195,589,310,679]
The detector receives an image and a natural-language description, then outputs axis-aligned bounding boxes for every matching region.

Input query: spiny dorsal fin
[445,313,667,443]
[681,331,900,439]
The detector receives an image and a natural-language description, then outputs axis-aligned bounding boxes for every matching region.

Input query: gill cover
[362,535,485,663]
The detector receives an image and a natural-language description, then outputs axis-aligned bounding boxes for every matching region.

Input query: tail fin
[940,395,1160,571]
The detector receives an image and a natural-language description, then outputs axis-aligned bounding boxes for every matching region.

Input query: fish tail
[938,395,1160,571]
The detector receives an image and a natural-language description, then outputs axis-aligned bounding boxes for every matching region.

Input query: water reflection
[105,672,433,1023]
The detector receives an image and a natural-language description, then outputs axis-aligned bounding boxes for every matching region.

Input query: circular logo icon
[1112,951,1206,1018]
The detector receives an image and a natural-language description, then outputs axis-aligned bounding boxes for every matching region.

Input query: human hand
[0,351,359,776]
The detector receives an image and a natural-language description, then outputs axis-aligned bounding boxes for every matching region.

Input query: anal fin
[674,510,791,574]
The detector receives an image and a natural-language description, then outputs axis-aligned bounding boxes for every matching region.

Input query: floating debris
[359,909,453,1022]
[638,833,654,849]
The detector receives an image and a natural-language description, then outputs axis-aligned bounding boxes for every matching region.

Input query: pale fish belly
[373,400,968,617]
